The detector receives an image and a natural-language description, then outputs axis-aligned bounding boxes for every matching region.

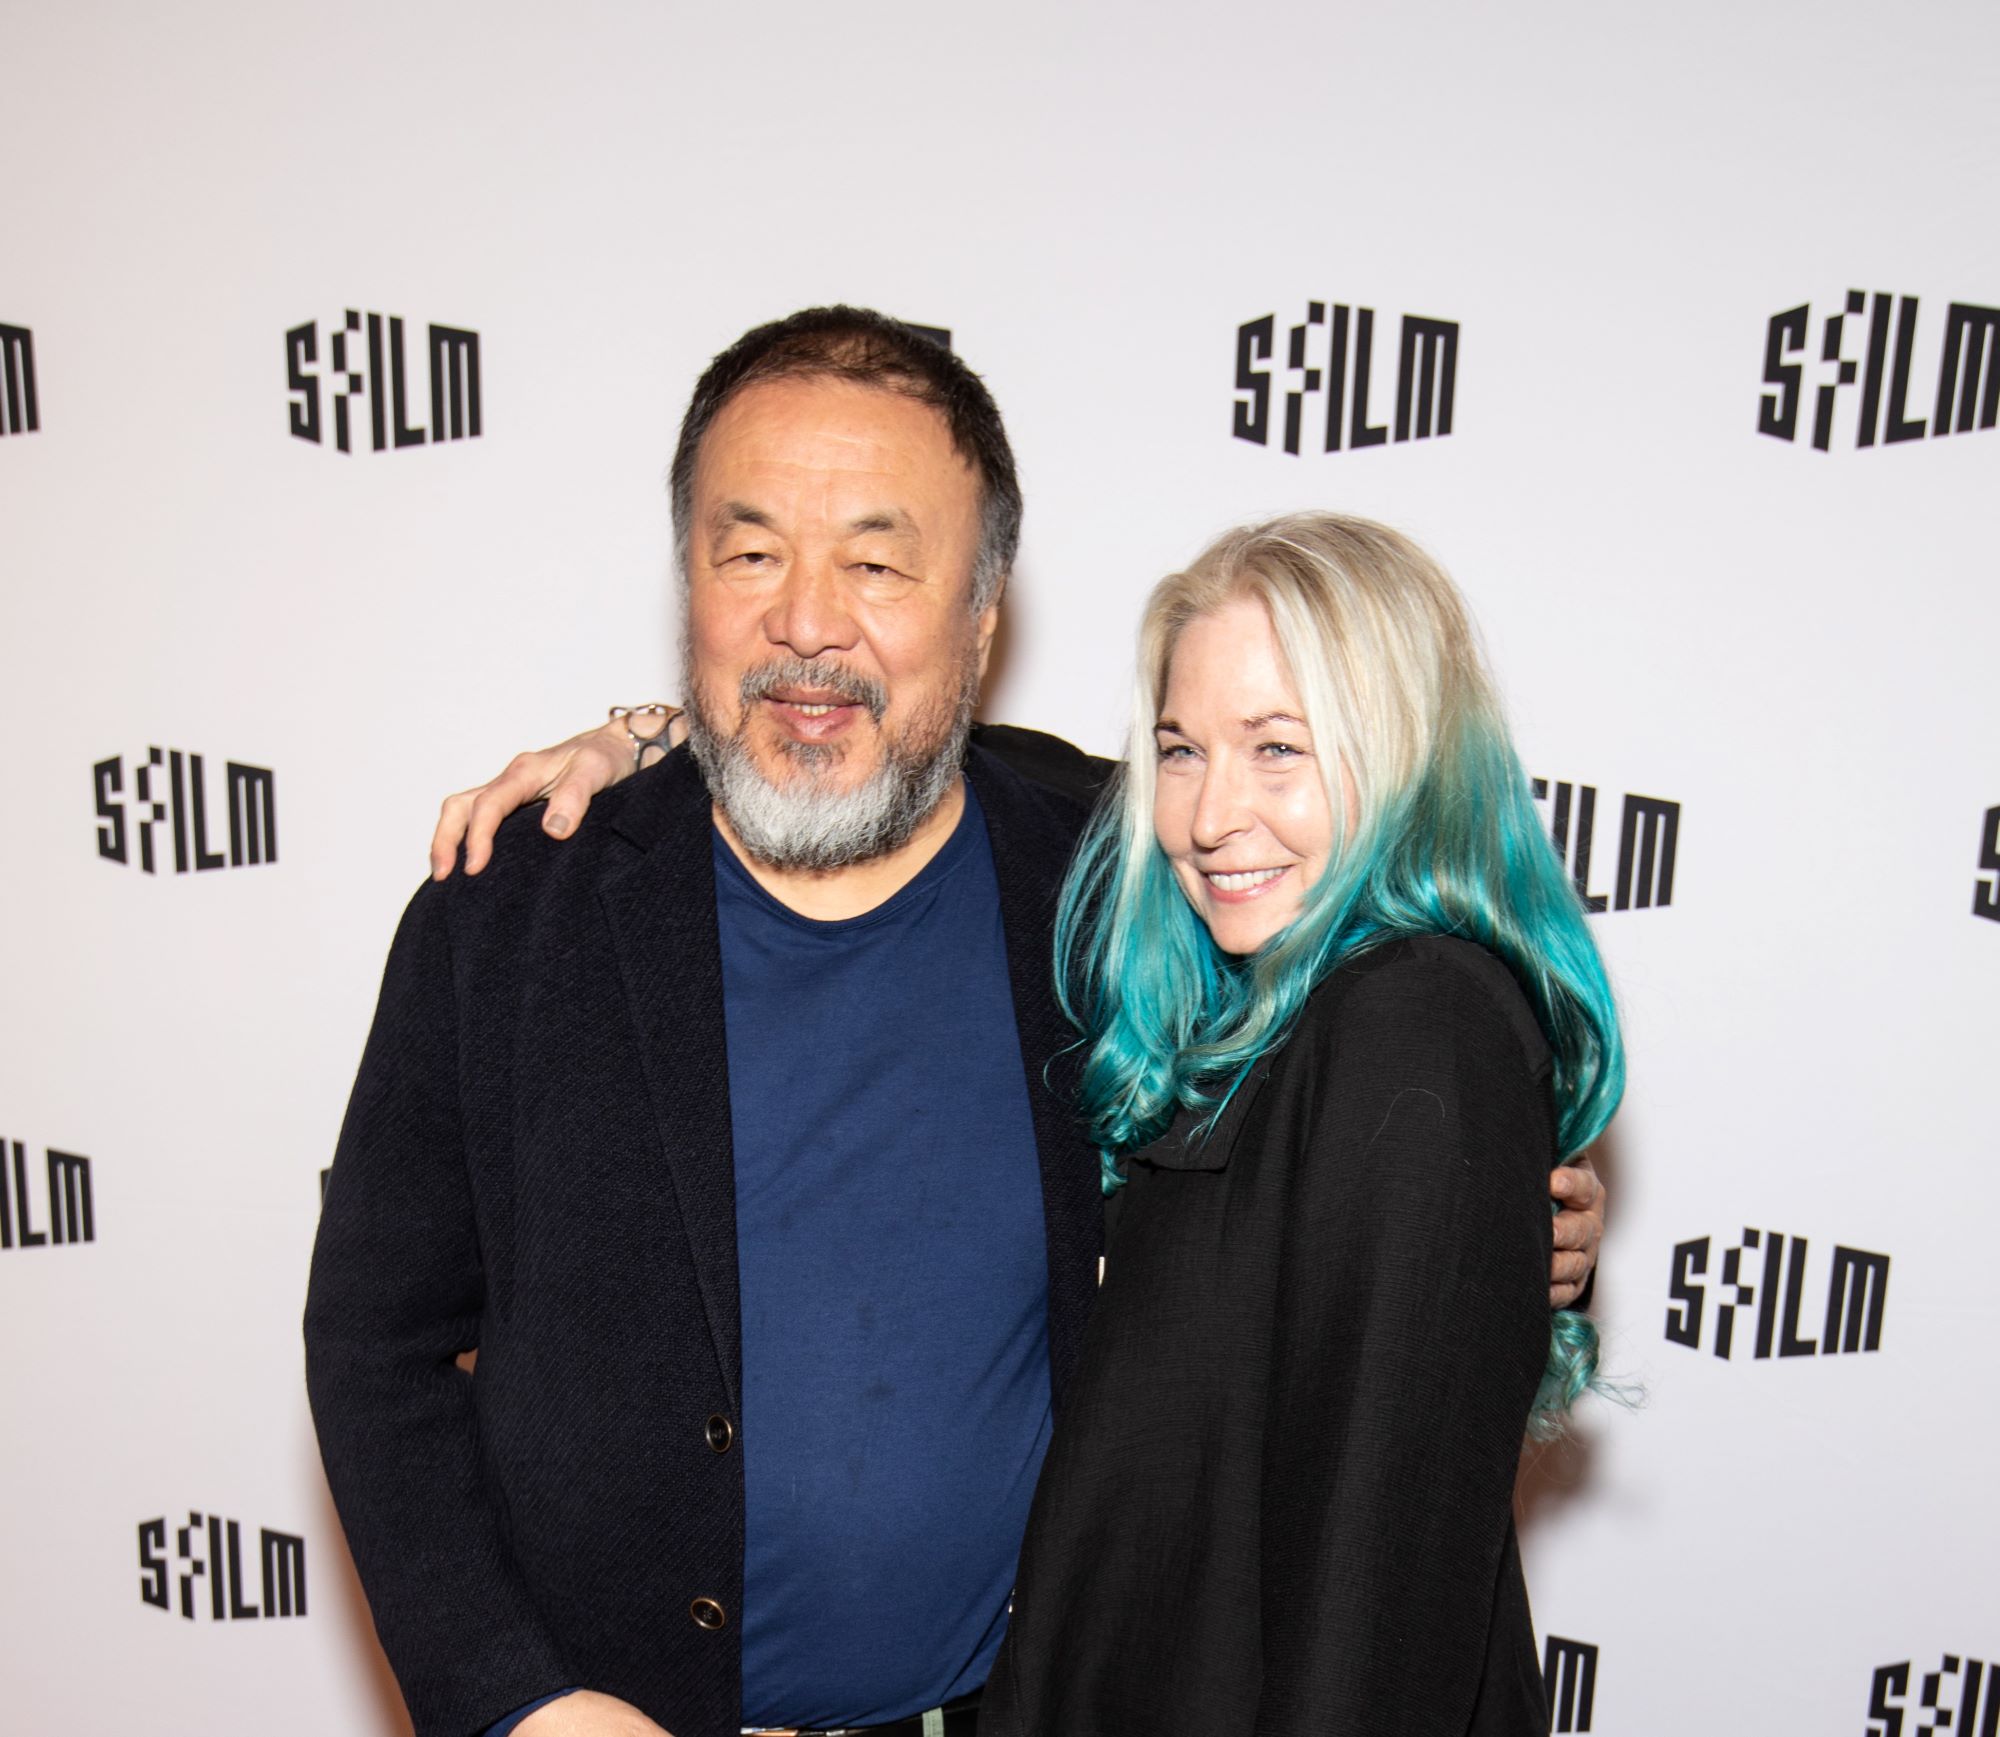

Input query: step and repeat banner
[3,0,1995,1731]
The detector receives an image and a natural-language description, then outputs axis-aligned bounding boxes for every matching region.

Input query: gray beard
[684,648,979,873]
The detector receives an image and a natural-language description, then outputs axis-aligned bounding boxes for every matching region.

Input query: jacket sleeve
[1254,952,1554,1736]
[304,881,571,1737]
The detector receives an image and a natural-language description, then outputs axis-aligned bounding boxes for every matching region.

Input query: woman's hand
[1548,1155,1604,1308]
[429,706,683,879]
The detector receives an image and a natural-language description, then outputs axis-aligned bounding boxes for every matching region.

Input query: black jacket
[303,733,1105,1737]
[981,935,1557,1737]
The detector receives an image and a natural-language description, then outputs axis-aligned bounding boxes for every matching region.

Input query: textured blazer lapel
[966,747,1104,1409]
[597,750,743,1414]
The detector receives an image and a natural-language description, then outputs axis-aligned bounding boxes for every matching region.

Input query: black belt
[743,1686,981,1736]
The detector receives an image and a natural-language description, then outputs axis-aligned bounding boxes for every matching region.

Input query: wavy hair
[1055,513,1625,1435]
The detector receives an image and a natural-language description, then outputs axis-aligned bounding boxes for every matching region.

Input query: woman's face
[1153,597,1340,956]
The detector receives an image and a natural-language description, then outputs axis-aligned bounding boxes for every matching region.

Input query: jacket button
[690,1597,727,1631]
[705,1414,734,1454]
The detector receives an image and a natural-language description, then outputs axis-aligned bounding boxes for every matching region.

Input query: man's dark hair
[668,305,1023,611]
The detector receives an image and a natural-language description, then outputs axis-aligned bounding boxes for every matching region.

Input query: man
[306,307,1602,1737]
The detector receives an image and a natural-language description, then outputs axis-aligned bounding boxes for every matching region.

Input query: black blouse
[981,935,1558,1737]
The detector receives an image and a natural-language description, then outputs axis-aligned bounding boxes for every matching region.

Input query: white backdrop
[3,1,1997,1731]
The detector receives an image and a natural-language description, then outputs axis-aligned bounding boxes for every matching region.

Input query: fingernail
[546,813,571,837]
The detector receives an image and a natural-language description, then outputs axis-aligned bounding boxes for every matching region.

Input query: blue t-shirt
[717,783,1053,1729]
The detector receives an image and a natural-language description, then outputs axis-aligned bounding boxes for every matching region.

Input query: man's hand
[1548,1155,1605,1309]
[430,707,684,879]
[516,1690,675,1736]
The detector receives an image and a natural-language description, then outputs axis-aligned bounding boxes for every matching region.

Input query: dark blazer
[981,935,1557,1737]
[303,733,1106,1737]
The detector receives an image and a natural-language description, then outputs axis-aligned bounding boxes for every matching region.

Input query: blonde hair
[1120,511,1495,887]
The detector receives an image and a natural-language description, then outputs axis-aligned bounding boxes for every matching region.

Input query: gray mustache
[740,657,888,725]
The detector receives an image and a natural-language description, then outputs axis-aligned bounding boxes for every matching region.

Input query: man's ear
[974,592,1004,682]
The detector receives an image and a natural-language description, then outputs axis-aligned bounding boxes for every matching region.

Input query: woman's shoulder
[1302,933,1553,1083]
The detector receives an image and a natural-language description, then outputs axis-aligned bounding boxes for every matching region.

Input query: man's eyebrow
[844,508,920,539]
[710,501,775,533]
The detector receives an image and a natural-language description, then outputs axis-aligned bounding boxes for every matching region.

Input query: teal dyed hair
[1055,513,1625,1437]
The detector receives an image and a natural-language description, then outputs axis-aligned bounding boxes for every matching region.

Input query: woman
[979,512,1621,1736]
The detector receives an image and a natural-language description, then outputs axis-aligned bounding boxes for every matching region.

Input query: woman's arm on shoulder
[429,706,682,879]
[1257,945,1555,1735]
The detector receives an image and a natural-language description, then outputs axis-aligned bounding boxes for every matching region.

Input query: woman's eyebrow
[1154,713,1306,734]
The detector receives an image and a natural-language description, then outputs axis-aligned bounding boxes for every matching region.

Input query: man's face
[684,375,997,831]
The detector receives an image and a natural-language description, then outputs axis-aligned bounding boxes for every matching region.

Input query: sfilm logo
[1531,779,1679,913]
[1666,1229,1889,1359]
[1759,291,1998,451]
[1543,1635,1598,1733]
[94,749,276,873]
[139,1512,307,1621]
[1233,301,1458,454]
[1975,807,2000,923]
[1,322,38,436]
[287,310,481,453]
[1869,1654,2000,1737]
[1,1138,94,1249]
